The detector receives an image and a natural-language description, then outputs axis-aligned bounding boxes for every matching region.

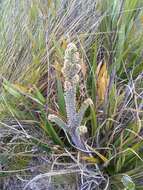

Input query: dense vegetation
[0,0,143,189]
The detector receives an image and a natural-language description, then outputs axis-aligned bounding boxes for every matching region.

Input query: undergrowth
[0,0,143,189]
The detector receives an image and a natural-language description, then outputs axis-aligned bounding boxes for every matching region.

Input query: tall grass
[87,0,143,189]
[0,0,143,189]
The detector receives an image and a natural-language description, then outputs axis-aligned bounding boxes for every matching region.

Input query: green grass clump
[0,0,143,189]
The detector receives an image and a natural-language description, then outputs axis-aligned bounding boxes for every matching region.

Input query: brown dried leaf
[96,61,109,102]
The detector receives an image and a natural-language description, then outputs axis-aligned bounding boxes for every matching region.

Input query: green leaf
[44,120,64,146]
[33,86,46,105]
[90,104,97,137]
[29,4,38,22]
[57,78,66,116]
[40,112,64,146]
[3,80,21,99]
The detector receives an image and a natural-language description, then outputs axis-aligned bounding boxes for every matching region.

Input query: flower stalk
[48,42,93,150]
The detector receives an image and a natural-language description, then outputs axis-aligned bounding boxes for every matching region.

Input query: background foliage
[0,0,143,189]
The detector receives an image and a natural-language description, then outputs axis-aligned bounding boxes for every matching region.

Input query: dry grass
[0,0,143,190]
